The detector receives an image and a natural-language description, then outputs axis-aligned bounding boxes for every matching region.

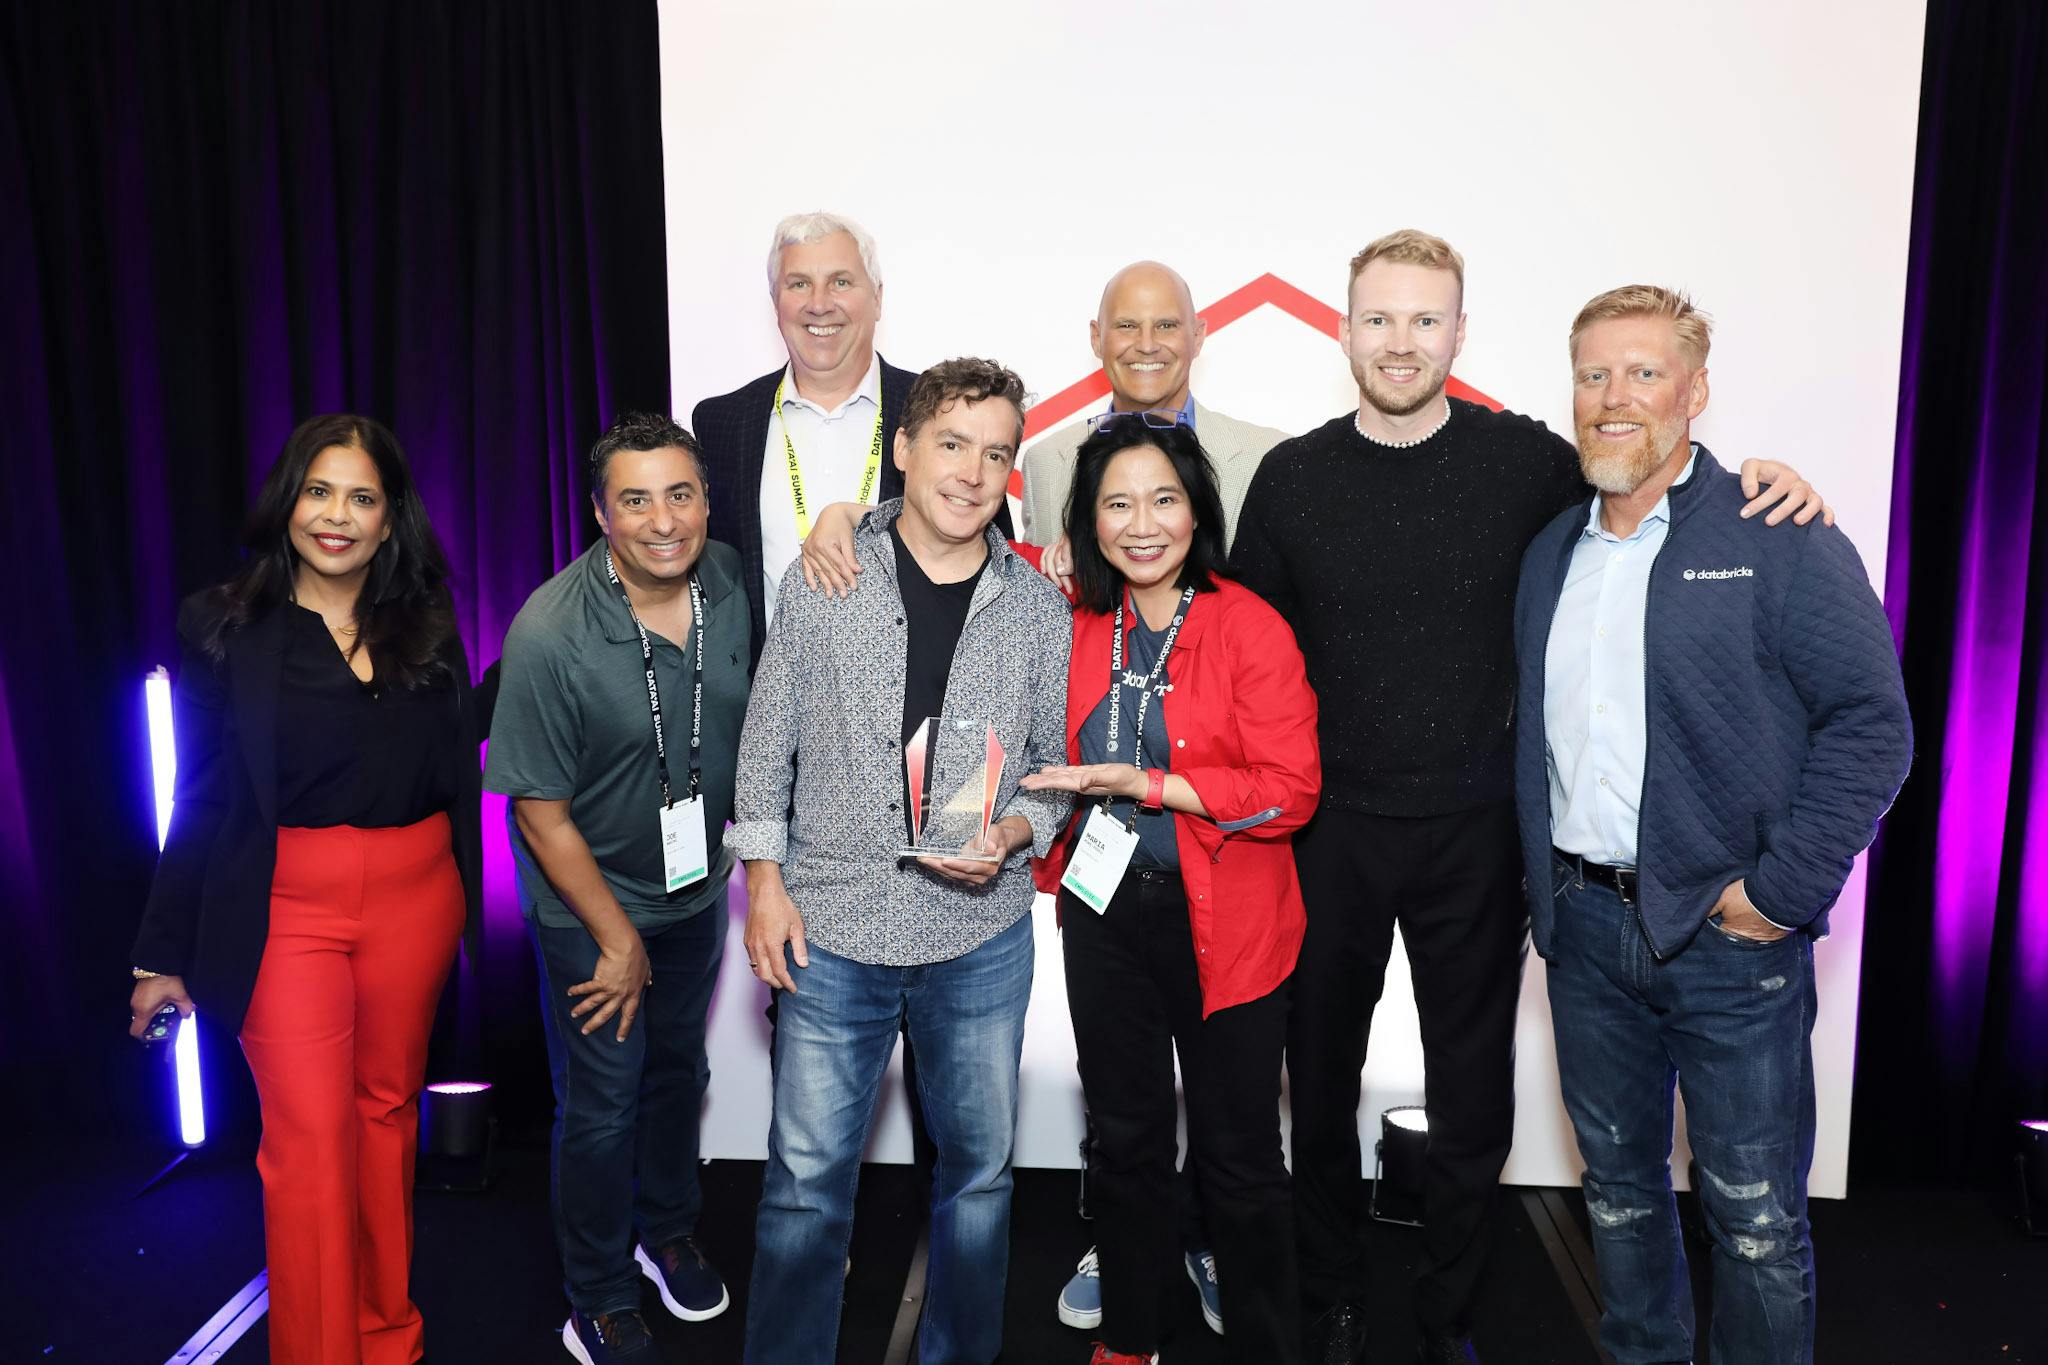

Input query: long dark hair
[1063,421,1230,615]
[201,414,456,689]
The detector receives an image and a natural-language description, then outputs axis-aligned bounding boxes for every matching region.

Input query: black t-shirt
[891,525,986,746]
[275,604,467,828]
[1230,398,1588,817]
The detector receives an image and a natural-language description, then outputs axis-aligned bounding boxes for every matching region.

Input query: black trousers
[1287,800,1526,1335]
[1064,871,1300,1363]
[1082,1111,1210,1252]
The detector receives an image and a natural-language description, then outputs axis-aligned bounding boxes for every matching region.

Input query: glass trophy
[899,716,1007,861]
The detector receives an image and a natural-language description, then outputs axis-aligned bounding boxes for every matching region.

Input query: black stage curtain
[1853,2,2048,1182]
[0,1,671,1136]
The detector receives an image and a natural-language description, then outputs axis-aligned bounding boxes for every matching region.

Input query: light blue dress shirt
[1545,451,1698,868]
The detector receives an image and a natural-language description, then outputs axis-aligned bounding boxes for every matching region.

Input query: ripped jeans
[1547,863,1817,1365]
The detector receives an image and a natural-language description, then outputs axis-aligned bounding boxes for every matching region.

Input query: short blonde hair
[1348,229,1465,297]
[1569,285,1713,370]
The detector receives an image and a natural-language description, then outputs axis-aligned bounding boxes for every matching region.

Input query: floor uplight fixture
[1371,1104,1429,1226]
[2018,1119,2048,1237]
[418,1080,496,1192]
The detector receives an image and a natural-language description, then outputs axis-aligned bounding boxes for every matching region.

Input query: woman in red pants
[128,413,481,1365]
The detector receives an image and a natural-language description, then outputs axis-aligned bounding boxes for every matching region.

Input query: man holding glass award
[727,357,1074,1365]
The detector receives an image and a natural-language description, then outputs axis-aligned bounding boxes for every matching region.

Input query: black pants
[1083,1112,1210,1252]
[533,904,725,1314]
[1287,800,1526,1335]
[1064,871,1300,1363]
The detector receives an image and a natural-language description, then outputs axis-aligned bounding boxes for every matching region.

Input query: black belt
[1129,867,1182,885]
[1554,849,1638,903]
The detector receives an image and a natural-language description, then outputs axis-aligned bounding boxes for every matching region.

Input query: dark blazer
[692,355,1014,659]
[129,591,485,1035]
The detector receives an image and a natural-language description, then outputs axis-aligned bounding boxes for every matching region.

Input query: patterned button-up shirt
[726,502,1074,965]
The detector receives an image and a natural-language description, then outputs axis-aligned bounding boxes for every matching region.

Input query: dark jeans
[532,894,727,1316]
[1064,872,1299,1364]
[1287,801,1525,1335]
[1549,861,1818,1365]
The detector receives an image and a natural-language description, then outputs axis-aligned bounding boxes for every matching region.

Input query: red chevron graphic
[1012,272,1502,498]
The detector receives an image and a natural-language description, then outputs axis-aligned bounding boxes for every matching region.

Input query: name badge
[1061,806,1139,914]
[660,796,709,892]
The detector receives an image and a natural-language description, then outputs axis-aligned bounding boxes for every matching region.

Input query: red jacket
[1036,573,1321,1016]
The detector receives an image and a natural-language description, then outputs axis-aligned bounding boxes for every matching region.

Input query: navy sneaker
[1184,1248,1223,1335]
[636,1237,731,1321]
[562,1309,655,1364]
[1058,1246,1102,1329]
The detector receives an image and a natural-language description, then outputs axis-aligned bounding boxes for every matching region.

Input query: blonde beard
[1576,416,1687,494]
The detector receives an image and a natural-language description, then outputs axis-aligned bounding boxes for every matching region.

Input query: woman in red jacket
[1022,418,1320,1365]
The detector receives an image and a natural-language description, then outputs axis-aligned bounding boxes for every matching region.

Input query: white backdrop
[658,0,1926,1197]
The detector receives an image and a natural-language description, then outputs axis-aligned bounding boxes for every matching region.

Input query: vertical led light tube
[146,666,207,1147]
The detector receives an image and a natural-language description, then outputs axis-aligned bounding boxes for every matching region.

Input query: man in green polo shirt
[486,412,752,1365]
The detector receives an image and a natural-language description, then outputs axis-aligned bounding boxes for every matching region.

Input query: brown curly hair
[898,357,1028,446]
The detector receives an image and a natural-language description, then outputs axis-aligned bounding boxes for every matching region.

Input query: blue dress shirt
[1544,451,1698,868]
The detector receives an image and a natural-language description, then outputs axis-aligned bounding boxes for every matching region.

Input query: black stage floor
[7,1130,2044,1363]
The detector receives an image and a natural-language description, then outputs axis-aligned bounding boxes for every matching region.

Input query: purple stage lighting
[147,668,206,1148]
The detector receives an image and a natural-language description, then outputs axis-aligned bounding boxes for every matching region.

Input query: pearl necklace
[1354,398,1451,449]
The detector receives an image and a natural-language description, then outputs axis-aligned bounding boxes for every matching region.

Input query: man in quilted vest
[1513,285,1912,1365]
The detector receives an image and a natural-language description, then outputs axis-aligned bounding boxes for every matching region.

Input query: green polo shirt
[484,539,751,929]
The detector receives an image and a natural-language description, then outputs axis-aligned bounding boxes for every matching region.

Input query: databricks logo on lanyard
[1062,585,1194,913]
[606,551,709,892]
[774,373,884,540]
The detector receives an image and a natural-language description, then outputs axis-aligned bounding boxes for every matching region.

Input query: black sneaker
[562,1308,656,1363]
[636,1236,731,1321]
[1416,1329,1480,1363]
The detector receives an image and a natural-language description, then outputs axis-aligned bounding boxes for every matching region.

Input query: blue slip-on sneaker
[635,1237,731,1321]
[1058,1245,1103,1329]
[562,1309,656,1364]
[1184,1248,1223,1335]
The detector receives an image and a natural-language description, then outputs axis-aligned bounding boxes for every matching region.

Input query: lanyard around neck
[774,373,884,540]
[1105,585,1194,822]
[605,551,704,808]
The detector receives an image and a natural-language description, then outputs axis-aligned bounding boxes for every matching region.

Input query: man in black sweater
[1230,231,1826,1365]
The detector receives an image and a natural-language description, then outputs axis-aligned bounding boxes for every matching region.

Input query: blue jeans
[1547,862,1818,1365]
[532,894,727,1315]
[744,912,1034,1365]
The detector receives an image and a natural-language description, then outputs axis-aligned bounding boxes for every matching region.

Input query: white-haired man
[693,210,1012,660]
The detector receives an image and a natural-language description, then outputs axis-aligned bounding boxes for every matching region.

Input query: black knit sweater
[1230,397,1586,816]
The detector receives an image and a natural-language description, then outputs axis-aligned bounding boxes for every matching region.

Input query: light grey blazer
[1017,398,1291,551]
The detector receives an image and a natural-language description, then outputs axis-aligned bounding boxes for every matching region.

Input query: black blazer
[129,592,484,1035]
[692,356,1014,659]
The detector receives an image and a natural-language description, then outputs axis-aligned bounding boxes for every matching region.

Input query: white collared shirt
[758,354,884,619]
[1545,450,1698,868]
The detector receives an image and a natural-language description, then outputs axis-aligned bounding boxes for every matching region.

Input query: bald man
[1018,262,1289,552]
[1015,263,1289,1347]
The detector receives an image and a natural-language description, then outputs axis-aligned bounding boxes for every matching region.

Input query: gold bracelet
[131,967,164,980]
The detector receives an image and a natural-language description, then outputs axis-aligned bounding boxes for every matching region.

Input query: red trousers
[240,815,464,1365]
